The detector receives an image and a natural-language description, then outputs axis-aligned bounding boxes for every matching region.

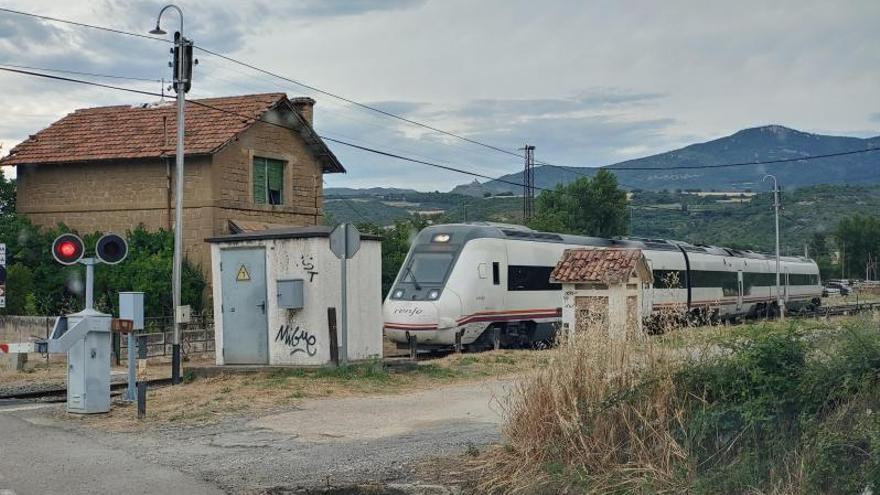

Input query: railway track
[798,301,880,318]
[0,377,173,402]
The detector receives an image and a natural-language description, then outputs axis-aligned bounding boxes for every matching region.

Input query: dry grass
[474,307,692,494]
[67,349,545,430]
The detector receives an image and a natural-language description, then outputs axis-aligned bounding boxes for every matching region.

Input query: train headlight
[427,289,440,300]
[392,289,404,299]
[432,233,451,243]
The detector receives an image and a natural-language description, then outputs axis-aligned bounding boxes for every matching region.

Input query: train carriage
[383,223,822,349]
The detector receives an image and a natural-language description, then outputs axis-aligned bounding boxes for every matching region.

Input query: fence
[116,316,215,361]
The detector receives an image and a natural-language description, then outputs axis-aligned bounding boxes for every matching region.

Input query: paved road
[0,378,512,494]
[0,403,223,495]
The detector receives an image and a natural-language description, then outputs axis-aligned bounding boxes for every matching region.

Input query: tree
[528,169,629,237]
[0,173,14,215]
[834,214,880,279]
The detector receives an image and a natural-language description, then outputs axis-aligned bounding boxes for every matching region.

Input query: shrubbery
[479,318,880,493]
[0,215,205,317]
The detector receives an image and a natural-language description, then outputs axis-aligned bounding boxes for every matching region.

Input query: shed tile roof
[550,248,646,284]
[0,93,345,173]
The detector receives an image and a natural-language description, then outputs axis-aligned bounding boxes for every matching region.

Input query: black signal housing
[96,233,128,265]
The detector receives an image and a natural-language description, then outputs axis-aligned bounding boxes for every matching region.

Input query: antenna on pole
[521,144,535,223]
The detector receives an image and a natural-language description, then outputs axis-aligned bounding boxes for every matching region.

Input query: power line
[1,65,873,222]
[0,65,165,99]
[0,63,161,82]
[0,7,170,43]
[605,148,880,171]
[5,7,874,179]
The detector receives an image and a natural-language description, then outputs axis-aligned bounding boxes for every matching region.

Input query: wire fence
[115,316,214,361]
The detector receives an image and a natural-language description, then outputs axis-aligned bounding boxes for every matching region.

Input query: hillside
[326,184,880,257]
[457,126,880,195]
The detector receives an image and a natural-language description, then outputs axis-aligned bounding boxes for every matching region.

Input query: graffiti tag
[275,325,317,356]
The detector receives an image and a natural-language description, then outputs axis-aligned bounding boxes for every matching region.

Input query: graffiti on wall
[301,254,319,282]
[275,324,317,356]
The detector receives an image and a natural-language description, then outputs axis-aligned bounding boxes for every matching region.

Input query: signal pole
[521,144,535,223]
[763,174,784,320]
[150,5,192,384]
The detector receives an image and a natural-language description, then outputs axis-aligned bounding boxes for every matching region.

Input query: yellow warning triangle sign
[236,264,251,282]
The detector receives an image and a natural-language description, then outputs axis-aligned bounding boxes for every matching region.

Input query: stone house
[0,93,345,272]
[550,248,652,340]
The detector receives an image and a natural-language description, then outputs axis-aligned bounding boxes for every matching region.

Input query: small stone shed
[551,248,652,340]
[207,226,383,366]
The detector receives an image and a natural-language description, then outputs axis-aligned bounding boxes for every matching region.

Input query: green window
[253,157,284,205]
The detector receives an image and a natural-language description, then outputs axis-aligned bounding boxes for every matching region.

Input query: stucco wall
[211,236,382,366]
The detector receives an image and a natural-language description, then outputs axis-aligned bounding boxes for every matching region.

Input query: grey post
[329,223,361,365]
[763,174,784,320]
[120,292,144,402]
[150,4,187,384]
[83,258,96,310]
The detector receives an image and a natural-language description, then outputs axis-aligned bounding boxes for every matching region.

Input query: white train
[383,223,822,349]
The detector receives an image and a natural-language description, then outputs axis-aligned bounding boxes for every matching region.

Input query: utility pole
[150,4,193,384]
[521,144,535,224]
[763,174,784,320]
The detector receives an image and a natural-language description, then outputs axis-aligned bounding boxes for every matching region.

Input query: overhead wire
[1,66,876,219]
[4,7,876,179]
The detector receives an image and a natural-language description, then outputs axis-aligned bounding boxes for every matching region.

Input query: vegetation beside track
[475,315,880,494]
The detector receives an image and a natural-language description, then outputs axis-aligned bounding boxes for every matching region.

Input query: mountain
[325,186,420,197]
[460,126,880,193]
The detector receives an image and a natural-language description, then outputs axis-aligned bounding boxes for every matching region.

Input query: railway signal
[96,233,128,265]
[52,233,85,265]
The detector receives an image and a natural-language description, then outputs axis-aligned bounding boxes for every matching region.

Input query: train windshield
[404,252,455,284]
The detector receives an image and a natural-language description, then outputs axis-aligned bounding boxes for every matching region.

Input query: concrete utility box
[207,226,383,366]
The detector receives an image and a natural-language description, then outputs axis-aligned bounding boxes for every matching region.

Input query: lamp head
[149,24,166,35]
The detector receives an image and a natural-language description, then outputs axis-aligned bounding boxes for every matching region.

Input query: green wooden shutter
[253,157,267,204]
[267,159,284,205]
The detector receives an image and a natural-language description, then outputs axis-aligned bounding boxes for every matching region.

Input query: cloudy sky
[0,0,878,190]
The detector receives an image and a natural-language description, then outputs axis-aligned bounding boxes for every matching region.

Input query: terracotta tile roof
[0,93,345,173]
[551,248,646,284]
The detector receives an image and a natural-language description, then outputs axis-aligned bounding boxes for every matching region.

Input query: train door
[736,271,744,313]
[783,268,790,302]
[475,244,504,313]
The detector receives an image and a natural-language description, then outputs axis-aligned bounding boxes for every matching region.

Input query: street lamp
[150,4,187,384]
[763,174,784,320]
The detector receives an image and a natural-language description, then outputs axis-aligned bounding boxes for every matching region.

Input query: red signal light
[57,241,77,258]
[51,234,84,265]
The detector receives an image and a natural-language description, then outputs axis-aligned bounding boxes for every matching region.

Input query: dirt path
[3,377,514,493]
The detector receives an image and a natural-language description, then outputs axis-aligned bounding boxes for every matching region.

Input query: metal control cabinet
[47,309,112,413]
[277,279,304,309]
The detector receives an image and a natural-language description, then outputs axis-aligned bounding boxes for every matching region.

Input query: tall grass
[476,315,880,494]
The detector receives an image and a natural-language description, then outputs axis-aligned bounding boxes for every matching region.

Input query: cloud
[269,0,426,18]
[870,113,880,123]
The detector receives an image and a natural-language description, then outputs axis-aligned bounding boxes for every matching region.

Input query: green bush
[0,216,205,317]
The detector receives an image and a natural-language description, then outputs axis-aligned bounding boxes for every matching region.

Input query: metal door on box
[221,248,269,364]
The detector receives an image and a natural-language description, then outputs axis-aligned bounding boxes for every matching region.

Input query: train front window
[405,252,455,284]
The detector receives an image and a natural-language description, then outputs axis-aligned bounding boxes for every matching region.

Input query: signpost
[329,223,361,364]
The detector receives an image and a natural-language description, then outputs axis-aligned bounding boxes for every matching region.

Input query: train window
[507,265,561,291]
[492,262,500,285]
[406,252,455,284]
[653,270,686,289]
[690,270,739,296]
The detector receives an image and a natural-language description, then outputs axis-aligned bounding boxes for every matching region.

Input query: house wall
[16,157,216,270]
[561,276,645,340]
[211,109,324,236]
[210,236,383,366]
[15,109,328,278]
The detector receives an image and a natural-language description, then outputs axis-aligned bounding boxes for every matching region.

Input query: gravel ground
[2,378,512,494]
